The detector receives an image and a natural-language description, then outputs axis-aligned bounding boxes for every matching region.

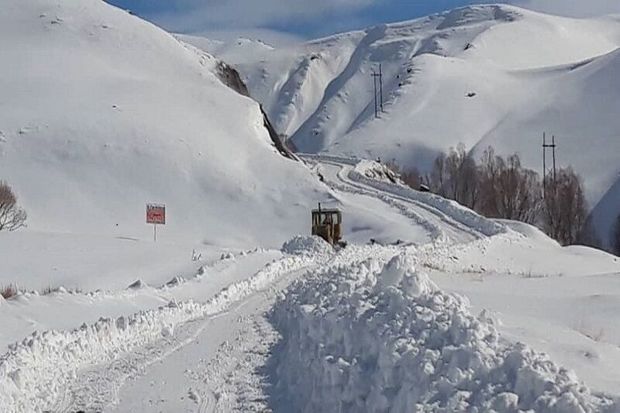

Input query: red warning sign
[146,204,166,225]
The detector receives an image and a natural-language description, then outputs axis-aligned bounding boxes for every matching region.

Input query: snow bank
[353,160,399,184]
[0,301,204,412]
[271,252,613,412]
[349,169,506,237]
[302,153,360,166]
[282,235,333,257]
[0,238,332,412]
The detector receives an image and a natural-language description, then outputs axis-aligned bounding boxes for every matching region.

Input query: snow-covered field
[3,1,620,412]
[190,4,620,247]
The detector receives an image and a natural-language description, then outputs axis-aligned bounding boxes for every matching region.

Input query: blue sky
[105,0,620,43]
[107,0,475,39]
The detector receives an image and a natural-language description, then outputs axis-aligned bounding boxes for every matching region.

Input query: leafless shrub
[1,284,19,299]
[0,181,27,232]
[41,285,56,295]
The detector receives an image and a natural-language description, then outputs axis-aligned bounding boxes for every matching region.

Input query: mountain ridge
[190,3,620,246]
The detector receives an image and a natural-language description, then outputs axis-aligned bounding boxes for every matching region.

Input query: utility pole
[552,135,557,183]
[542,132,558,196]
[379,64,384,113]
[543,132,546,193]
[371,68,380,118]
[371,64,384,118]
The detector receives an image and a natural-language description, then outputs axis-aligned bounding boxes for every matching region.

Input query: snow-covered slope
[0,0,330,247]
[192,4,620,246]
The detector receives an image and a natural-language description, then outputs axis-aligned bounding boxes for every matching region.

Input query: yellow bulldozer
[311,203,344,247]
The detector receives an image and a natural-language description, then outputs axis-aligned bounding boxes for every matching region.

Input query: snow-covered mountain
[4,4,620,411]
[0,0,331,247]
[190,4,620,246]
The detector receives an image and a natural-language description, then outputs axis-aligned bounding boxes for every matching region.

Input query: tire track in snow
[0,250,328,413]
[194,243,402,413]
[306,155,491,244]
[310,160,449,242]
[65,244,396,413]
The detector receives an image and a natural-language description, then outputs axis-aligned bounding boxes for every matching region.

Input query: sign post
[146,204,166,242]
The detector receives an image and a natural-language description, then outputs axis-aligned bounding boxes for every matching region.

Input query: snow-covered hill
[0,0,331,247]
[191,4,620,246]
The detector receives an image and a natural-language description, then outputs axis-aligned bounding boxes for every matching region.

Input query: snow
[271,251,615,412]
[195,4,620,246]
[0,231,224,292]
[3,2,620,412]
[0,243,332,412]
[433,269,620,397]
[0,0,331,248]
[353,159,400,184]
[0,244,283,353]
[347,164,507,238]
[281,235,333,257]
[2,152,620,411]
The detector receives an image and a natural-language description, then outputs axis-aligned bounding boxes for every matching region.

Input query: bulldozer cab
[312,204,342,246]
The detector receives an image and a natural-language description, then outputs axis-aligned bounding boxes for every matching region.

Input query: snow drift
[271,252,615,412]
[281,235,333,257]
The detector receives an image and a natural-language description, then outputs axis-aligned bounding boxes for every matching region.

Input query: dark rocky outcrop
[216,61,297,160]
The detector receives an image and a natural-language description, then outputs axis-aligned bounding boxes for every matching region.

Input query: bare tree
[0,181,27,232]
[444,145,465,201]
[477,147,504,217]
[430,152,447,194]
[429,145,594,248]
[432,144,479,209]
[542,168,588,246]
[478,151,542,224]
[458,153,480,210]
